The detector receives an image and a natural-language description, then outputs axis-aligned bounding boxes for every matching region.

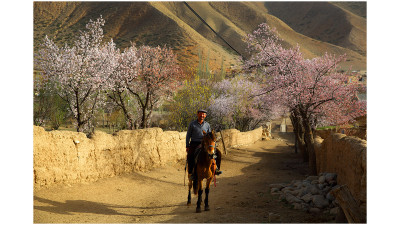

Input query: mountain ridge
[34,1,366,72]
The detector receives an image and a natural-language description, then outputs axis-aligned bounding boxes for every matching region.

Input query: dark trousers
[187,142,221,175]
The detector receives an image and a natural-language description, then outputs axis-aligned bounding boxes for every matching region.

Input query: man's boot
[215,150,222,175]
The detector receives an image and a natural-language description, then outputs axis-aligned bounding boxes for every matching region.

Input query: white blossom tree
[35,16,118,132]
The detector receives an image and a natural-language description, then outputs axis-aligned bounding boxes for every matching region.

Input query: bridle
[203,132,217,159]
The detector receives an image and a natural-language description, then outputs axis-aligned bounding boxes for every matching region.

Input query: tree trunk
[290,109,308,162]
[290,114,298,154]
[302,115,317,175]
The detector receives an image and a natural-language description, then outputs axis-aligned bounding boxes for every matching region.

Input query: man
[186,109,222,178]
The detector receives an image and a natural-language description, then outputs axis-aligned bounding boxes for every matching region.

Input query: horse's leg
[204,178,212,211]
[187,175,192,206]
[196,180,203,213]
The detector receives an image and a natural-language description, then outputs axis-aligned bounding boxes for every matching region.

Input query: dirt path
[34,132,333,223]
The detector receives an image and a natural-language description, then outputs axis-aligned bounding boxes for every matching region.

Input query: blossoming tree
[243,23,366,174]
[125,45,183,128]
[35,16,119,132]
[104,43,139,130]
[207,76,272,131]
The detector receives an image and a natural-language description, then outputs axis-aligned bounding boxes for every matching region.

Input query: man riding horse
[186,109,222,179]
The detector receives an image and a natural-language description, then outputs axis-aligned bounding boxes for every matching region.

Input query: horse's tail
[193,175,199,195]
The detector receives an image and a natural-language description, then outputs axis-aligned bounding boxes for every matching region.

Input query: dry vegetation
[34,1,366,72]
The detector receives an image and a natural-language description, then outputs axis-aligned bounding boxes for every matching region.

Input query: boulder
[309,208,321,213]
[312,195,330,209]
[330,207,339,215]
[318,175,326,184]
[270,187,280,193]
[310,185,321,195]
[269,183,285,190]
[318,183,326,190]
[305,176,319,182]
[301,193,313,203]
[292,203,302,210]
[285,193,302,203]
[325,173,337,182]
[326,192,335,202]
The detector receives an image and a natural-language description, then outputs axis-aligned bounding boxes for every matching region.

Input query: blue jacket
[186,120,211,148]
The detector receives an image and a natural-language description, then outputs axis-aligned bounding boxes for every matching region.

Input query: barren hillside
[34,1,366,71]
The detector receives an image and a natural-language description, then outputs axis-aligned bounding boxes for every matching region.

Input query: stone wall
[34,126,263,189]
[314,133,366,212]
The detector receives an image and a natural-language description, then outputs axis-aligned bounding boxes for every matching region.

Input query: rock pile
[270,173,340,215]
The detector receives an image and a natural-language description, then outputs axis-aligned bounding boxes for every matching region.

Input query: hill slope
[34,2,366,72]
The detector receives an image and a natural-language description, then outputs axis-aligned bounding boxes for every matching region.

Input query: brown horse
[187,130,218,213]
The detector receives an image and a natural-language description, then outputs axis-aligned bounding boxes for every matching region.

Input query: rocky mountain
[34,1,366,72]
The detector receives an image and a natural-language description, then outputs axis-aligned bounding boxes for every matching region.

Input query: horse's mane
[202,131,216,145]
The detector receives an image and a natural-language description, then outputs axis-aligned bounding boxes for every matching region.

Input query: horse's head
[202,130,216,154]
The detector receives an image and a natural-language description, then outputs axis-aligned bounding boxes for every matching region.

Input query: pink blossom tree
[208,76,272,131]
[35,16,119,133]
[104,43,139,130]
[243,23,366,174]
[125,45,183,128]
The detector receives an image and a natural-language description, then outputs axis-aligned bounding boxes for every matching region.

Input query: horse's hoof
[196,207,201,213]
[205,206,210,211]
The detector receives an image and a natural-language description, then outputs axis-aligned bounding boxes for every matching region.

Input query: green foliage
[166,73,213,131]
[49,94,69,130]
[33,89,69,130]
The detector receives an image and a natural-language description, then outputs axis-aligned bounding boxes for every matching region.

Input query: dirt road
[34,132,333,223]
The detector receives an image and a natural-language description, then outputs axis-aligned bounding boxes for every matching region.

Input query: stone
[282,186,295,194]
[268,213,281,223]
[326,192,335,202]
[305,176,319,182]
[292,203,302,210]
[301,203,310,211]
[311,180,319,185]
[270,188,280,193]
[310,185,321,195]
[301,193,313,203]
[318,175,326,184]
[330,207,339,215]
[302,180,312,187]
[312,195,330,209]
[309,208,321,213]
[328,180,337,186]
[297,187,308,198]
[269,183,285,190]
[325,173,337,182]
[317,183,326,190]
[289,189,299,196]
[293,181,303,188]
[322,186,332,193]
[286,193,302,203]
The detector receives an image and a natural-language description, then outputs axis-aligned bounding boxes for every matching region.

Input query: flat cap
[197,109,208,114]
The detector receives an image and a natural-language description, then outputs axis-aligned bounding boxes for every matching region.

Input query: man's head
[197,109,207,123]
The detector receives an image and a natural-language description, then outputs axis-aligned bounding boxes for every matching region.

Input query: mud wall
[34,126,263,188]
[218,127,263,149]
[314,133,366,210]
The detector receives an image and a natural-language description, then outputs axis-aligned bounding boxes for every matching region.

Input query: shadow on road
[34,196,182,217]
